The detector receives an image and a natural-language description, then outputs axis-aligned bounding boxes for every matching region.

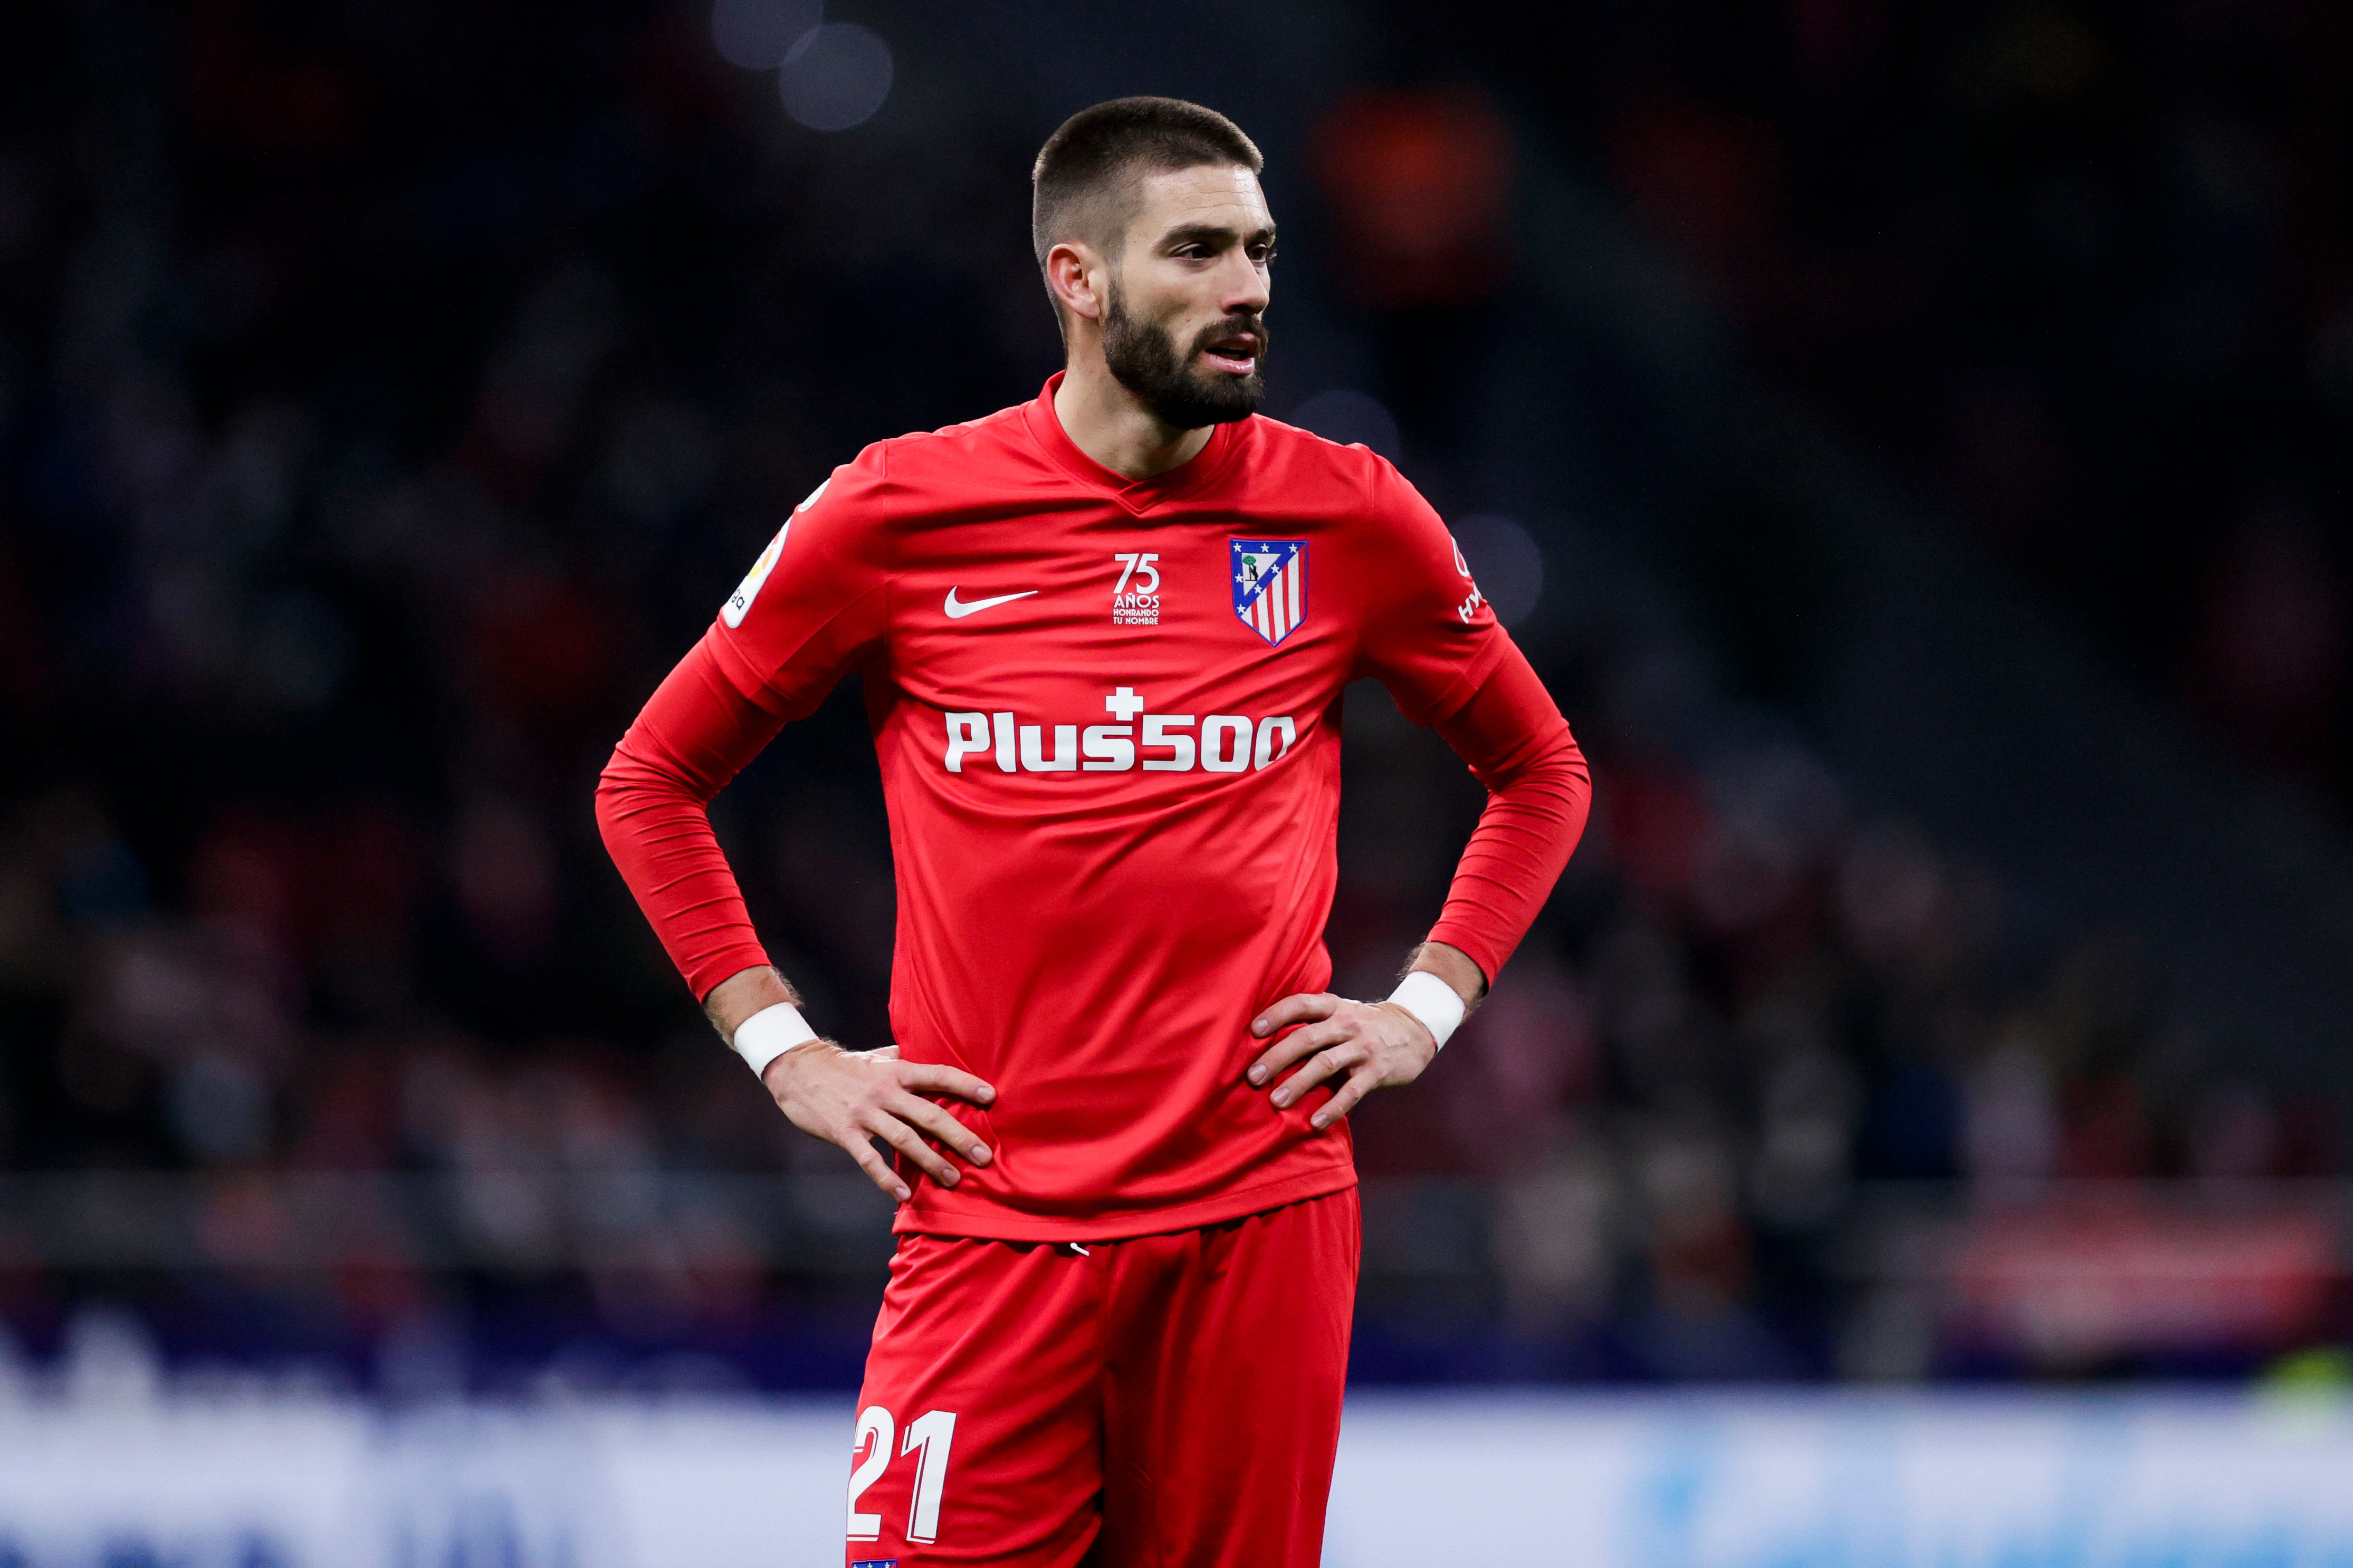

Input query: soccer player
[597,97,1589,1567]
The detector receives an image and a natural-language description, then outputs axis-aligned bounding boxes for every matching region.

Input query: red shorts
[842,1188,1360,1567]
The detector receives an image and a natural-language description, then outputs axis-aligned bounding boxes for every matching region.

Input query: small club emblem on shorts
[849,1560,899,1567]
[1232,538,1307,647]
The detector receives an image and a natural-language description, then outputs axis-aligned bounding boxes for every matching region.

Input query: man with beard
[597,97,1590,1566]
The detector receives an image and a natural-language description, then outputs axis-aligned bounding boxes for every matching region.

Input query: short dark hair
[1031,97,1263,268]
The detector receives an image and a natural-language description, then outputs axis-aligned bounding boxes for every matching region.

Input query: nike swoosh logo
[943,588,1038,620]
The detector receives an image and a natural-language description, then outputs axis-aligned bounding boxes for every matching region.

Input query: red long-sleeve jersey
[598,378,1589,1242]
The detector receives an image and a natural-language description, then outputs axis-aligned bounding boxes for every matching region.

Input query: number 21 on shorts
[847,1405,958,1544]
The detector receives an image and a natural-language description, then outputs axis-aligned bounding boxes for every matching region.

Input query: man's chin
[1173,364,1265,426]
[1105,341,1266,429]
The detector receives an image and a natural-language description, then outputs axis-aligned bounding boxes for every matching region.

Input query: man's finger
[1273,1044,1357,1107]
[1248,1018,1352,1087]
[842,1132,912,1204]
[867,1113,964,1188]
[893,1060,998,1107]
[1311,1064,1380,1128]
[885,1091,993,1165]
[1250,991,1338,1038]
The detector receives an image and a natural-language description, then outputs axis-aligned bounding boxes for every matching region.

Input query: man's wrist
[1407,941,1487,1005]
[730,1001,818,1077]
[1385,970,1467,1051]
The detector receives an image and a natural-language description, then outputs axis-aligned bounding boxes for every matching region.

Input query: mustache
[1189,313,1270,358]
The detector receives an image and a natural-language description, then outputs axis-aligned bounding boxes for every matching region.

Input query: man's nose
[1218,249,1269,315]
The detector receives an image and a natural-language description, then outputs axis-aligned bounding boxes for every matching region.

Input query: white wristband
[1386,970,1467,1051]
[730,1002,818,1078]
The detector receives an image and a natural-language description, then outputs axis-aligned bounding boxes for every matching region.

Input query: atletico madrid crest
[1231,538,1308,647]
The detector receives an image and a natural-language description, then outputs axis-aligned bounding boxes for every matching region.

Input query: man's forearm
[704,964,801,1041]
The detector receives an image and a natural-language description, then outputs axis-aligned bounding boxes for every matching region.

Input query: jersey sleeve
[1349,457,1510,725]
[1424,644,1592,983]
[596,637,787,1000]
[705,440,895,717]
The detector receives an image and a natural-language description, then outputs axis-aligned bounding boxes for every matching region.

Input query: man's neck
[1053,352,1216,480]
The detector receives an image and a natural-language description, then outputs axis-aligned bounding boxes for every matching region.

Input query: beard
[1102,281,1269,429]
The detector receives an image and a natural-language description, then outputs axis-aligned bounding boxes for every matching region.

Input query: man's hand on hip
[761,1041,995,1204]
[1245,993,1439,1129]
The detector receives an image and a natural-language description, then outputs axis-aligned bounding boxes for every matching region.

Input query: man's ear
[1045,240,1108,325]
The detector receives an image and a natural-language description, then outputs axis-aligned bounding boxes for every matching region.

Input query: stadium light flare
[1453,514,1545,627]
[779,24,894,132]
[710,0,824,71]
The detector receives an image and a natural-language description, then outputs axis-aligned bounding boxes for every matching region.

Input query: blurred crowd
[1402,0,2353,800]
[1325,563,2343,1380]
[0,0,2344,1391]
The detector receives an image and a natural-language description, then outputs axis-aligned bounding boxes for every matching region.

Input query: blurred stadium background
[4,0,2353,1558]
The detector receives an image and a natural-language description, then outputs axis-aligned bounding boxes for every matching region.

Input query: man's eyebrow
[1160,222,1279,248]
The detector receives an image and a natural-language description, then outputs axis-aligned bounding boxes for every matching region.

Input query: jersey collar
[1022,372,1249,515]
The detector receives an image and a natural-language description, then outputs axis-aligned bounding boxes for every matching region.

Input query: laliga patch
[720,477,829,628]
[721,521,788,627]
[1448,531,1488,623]
[1231,538,1307,647]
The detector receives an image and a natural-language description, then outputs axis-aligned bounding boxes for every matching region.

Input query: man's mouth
[1198,329,1261,376]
